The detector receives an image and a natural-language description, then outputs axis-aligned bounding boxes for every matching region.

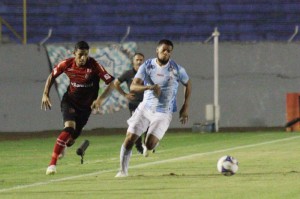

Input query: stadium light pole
[212,27,220,132]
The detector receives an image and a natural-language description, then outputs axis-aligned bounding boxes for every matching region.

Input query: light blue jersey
[135,58,189,113]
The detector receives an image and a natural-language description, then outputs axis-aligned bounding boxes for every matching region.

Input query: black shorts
[61,95,91,139]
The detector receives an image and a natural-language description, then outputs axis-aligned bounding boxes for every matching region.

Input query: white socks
[120,144,132,174]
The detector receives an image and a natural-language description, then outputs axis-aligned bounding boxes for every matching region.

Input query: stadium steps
[0,1,299,43]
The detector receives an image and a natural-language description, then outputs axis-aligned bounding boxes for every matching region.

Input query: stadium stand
[0,0,299,43]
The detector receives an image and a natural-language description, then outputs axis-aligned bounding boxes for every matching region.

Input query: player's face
[132,54,144,71]
[74,49,89,67]
[156,44,173,65]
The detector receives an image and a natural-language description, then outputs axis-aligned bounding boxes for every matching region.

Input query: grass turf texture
[0,131,300,198]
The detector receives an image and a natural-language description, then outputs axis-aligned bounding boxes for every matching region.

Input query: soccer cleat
[135,144,144,154]
[46,165,57,175]
[143,144,156,157]
[142,144,151,157]
[142,144,149,157]
[115,170,128,178]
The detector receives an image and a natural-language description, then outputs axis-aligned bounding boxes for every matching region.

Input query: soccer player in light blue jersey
[116,39,192,177]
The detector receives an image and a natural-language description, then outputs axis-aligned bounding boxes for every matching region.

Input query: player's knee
[72,130,81,140]
[64,127,75,138]
[73,124,84,140]
[145,135,159,150]
[145,142,155,150]
[124,133,138,149]
[63,127,78,147]
[66,138,75,147]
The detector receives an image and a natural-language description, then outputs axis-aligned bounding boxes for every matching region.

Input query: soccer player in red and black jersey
[41,41,115,175]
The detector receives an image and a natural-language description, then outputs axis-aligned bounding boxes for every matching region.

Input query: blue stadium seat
[0,1,299,43]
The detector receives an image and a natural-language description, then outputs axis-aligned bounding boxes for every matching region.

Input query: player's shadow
[132,170,300,178]
[236,170,300,176]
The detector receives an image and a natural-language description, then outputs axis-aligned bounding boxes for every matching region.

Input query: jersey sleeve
[134,62,146,80]
[93,59,115,84]
[178,65,189,85]
[51,60,67,78]
[117,70,130,83]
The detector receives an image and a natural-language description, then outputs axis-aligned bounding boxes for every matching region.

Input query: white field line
[0,135,299,193]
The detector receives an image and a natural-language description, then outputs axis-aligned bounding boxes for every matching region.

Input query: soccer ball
[217,155,238,176]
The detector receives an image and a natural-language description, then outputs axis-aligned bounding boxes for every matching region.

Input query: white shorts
[127,107,172,140]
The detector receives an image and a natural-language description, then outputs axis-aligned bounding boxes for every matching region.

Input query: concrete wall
[1,42,299,132]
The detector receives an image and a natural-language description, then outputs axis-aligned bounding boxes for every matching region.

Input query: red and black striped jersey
[52,57,114,110]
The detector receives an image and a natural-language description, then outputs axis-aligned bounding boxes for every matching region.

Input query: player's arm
[41,60,66,110]
[179,79,192,124]
[91,61,115,110]
[130,62,161,97]
[91,82,114,110]
[98,81,115,100]
[114,79,135,101]
[130,78,161,97]
[41,74,55,110]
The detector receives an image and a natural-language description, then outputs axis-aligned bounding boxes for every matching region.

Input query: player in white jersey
[116,39,192,177]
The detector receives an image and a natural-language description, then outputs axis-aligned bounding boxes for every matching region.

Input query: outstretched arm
[179,79,192,124]
[41,74,55,110]
[91,82,115,110]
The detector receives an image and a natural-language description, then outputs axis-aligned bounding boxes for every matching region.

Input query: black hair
[133,52,144,59]
[157,39,173,48]
[74,41,90,51]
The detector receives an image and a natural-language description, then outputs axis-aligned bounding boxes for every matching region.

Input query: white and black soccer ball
[217,155,239,176]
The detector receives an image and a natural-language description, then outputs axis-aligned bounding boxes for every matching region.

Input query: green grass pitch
[1,131,300,198]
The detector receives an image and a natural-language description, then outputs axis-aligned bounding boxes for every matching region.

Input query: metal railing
[0,17,24,44]
[0,0,27,44]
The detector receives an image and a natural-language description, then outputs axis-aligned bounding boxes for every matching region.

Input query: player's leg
[58,125,76,159]
[115,132,140,177]
[116,108,149,177]
[60,109,91,160]
[130,108,144,154]
[57,102,79,159]
[72,109,91,142]
[46,99,76,175]
[135,137,143,154]
[143,134,159,157]
[143,112,172,157]
[46,122,75,175]
[142,127,155,153]
[58,125,75,160]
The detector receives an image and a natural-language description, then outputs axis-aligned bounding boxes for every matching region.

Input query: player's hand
[150,84,161,97]
[179,105,189,124]
[125,93,136,101]
[41,94,52,110]
[90,98,104,111]
[179,115,188,124]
